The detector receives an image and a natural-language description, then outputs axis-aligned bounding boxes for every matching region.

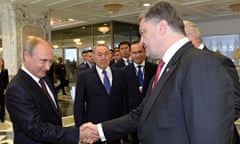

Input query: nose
[45,61,52,71]
[139,36,144,46]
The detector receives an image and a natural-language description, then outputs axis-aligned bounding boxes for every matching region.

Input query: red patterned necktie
[152,60,165,91]
[39,79,57,111]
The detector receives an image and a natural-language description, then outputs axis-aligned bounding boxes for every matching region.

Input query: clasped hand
[80,122,99,143]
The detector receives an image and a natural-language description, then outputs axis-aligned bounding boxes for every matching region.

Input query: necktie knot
[102,69,106,75]
[125,59,131,65]
[152,60,165,91]
[39,78,44,85]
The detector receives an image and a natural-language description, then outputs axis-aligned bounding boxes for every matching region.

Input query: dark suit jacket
[74,66,128,127]
[111,59,126,69]
[203,47,240,144]
[0,69,8,93]
[0,69,8,117]
[123,61,157,110]
[203,47,240,120]
[77,63,91,74]
[6,69,79,144]
[101,42,235,144]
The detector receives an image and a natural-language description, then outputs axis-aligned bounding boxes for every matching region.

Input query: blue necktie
[137,65,144,87]
[102,70,111,95]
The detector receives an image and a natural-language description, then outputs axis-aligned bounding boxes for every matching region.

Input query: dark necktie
[39,79,57,111]
[152,60,165,91]
[137,65,144,87]
[126,59,130,65]
[102,70,111,95]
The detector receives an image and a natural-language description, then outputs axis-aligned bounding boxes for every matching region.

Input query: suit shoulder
[112,59,125,68]
[146,61,157,67]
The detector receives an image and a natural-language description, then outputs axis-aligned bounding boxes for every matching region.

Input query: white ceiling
[1,0,240,30]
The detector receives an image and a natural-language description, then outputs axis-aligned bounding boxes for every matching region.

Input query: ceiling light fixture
[68,18,74,21]
[143,3,151,7]
[76,41,82,45]
[98,26,110,34]
[104,3,123,14]
[97,40,106,44]
[230,3,240,12]
[53,45,59,49]
[73,38,81,43]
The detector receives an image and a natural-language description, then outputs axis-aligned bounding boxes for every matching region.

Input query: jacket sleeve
[74,73,86,127]
[6,84,79,144]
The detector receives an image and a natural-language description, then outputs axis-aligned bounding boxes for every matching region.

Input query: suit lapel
[141,42,193,121]
[19,70,61,116]
[143,62,151,85]
[43,77,61,114]
[129,64,139,84]
[90,67,109,95]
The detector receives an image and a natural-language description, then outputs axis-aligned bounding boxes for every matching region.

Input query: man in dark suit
[110,48,121,66]
[74,44,128,144]
[184,20,240,144]
[6,36,96,144]
[112,41,131,69]
[55,57,67,95]
[78,49,94,74]
[123,41,156,143]
[124,41,157,110]
[79,50,88,66]
[80,2,235,144]
[0,57,9,122]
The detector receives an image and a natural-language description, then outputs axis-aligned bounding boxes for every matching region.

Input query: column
[0,3,51,78]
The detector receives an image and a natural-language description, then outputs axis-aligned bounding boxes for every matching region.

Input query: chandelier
[98,26,110,34]
[230,3,240,12]
[104,3,123,14]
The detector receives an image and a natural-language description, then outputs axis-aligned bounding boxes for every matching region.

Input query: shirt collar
[198,43,205,49]
[95,65,111,74]
[133,60,145,68]
[162,37,189,65]
[21,65,40,85]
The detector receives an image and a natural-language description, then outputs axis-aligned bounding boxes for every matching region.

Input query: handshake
[79,122,100,144]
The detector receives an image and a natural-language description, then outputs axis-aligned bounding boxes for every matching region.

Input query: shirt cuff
[97,123,106,142]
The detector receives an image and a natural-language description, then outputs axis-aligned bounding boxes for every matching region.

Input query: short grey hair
[24,36,46,56]
[183,20,201,40]
[93,44,111,52]
[138,1,185,34]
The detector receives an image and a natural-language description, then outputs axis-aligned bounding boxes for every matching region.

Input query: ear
[23,50,30,62]
[158,20,168,34]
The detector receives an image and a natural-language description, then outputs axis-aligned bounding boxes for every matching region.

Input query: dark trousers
[0,94,5,122]
[56,77,66,95]
[129,133,139,144]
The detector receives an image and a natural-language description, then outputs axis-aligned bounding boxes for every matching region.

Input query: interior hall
[0,0,240,143]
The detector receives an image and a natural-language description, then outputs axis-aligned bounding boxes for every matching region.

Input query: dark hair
[130,40,145,50]
[82,50,88,54]
[113,48,120,53]
[87,50,93,53]
[131,40,140,45]
[0,57,5,70]
[118,41,130,49]
[138,1,185,35]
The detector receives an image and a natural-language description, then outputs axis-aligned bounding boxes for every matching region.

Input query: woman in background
[0,57,9,122]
